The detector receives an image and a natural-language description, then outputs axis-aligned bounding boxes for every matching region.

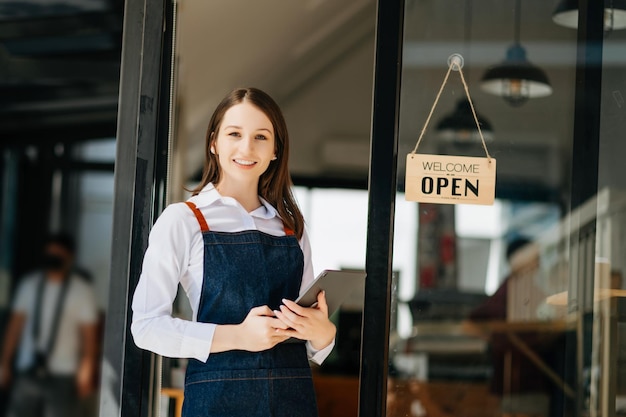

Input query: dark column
[358,0,404,416]
[98,0,174,416]
[570,0,603,209]
[569,1,604,416]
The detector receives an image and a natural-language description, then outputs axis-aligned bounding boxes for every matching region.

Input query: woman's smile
[233,158,257,167]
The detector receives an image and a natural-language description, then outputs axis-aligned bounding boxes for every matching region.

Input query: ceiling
[174,0,376,183]
[174,0,626,202]
[2,0,624,202]
[0,0,123,143]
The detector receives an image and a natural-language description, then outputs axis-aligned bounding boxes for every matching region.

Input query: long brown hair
[190,87,305,239]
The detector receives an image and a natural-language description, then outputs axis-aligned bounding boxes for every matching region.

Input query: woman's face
[213,101,276,185]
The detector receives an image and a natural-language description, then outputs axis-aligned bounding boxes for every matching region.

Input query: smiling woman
[130,87,336,417]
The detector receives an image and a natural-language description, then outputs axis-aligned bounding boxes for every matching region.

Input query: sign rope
[410,54,492,162]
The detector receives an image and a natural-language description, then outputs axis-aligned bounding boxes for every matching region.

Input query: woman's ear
[210,132,216,155]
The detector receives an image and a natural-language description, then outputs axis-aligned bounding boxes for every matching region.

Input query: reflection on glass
[390,0,583,416]
[389,199,570,417]
[0,140,115,417]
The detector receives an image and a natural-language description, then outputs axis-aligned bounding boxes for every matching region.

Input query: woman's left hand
[274,291,336,350]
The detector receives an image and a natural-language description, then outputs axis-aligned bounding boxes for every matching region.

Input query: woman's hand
[212,306,290,353]
[274,291,336,350]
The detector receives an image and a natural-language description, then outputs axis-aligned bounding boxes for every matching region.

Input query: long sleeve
[131,195,335,365]
[131,204,215,362]
[300,229,335,364]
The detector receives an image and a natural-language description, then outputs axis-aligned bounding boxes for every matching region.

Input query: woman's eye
[255,134,267,140]
[228,132,240,137]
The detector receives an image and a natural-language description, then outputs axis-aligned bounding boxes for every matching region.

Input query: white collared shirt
[131,183,334,364]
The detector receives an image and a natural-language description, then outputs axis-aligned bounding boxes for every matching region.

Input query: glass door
[387,1,582,416]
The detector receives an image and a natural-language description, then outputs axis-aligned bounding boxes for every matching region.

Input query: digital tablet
[295,269,366,316]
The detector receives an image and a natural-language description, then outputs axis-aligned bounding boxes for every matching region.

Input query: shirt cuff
[306,339,335,365]
[182,321,216,362]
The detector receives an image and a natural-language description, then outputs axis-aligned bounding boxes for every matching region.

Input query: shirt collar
[192,183,278,219]
[192,183,222,207]
[256,197,279,219]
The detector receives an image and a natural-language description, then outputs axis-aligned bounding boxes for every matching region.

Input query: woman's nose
[239,135,255,151]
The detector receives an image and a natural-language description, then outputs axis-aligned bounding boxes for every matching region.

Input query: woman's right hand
[212,306,290,353]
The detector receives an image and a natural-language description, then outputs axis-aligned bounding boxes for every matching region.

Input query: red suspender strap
[186,200,290,236]
[185,202,210,232]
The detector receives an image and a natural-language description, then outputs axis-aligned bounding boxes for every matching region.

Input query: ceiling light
[436,99,494,142]
[481,0,552,106]
[552,0,626,30]
[481,45,552,106]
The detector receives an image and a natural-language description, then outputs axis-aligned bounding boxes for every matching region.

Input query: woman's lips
[233,159,257,168]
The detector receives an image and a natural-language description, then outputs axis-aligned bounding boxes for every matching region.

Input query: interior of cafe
[2,1,626,417]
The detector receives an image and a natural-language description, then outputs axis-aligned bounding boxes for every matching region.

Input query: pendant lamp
[481,0,552,106]
[436,99,494,143]
[435,0,494,143]
[552,0,626,30]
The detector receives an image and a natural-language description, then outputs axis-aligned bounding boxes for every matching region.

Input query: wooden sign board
[405,154,496,205]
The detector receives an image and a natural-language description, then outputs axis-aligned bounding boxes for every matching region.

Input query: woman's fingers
[316,291,329,315]
[281,298,307,316]
[281,293,328,317]
[274,295,328,330]
[274,305,303,329]
[277,329,303,339]
[250,305,274,317]
[272,296,336,349]
[240,306,290,348]
[238,306,292,351]
[248,305,289,329]
[269,317,290,330]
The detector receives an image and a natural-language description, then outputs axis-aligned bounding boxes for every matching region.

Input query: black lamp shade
[552,0,626,30]
[436,99,494,142]
[481,44,552,106]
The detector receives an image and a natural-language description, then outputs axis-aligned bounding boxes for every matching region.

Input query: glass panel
[391,1,578,416]
[595,12,626,417]
[74,171,115,307]
[0,141,114,417]
[74,139,116,163]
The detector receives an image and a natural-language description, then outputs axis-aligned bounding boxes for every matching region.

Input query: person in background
[0,234,99,417]
[468,237,532,321]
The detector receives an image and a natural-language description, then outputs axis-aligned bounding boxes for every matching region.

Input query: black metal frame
[571,0,603,209]
[99,0,174,416]
[570,1,604,416]
[358,1,404,416]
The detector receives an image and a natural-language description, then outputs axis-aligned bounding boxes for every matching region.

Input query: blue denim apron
[182,202,318,417]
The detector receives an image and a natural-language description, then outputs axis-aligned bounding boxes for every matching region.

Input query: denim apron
[182,202,318,417]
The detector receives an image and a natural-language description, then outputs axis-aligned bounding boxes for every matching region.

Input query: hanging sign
[405,53,497,206]
[405,154,496,205]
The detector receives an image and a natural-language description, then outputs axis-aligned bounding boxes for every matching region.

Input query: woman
[131,87,336,417]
